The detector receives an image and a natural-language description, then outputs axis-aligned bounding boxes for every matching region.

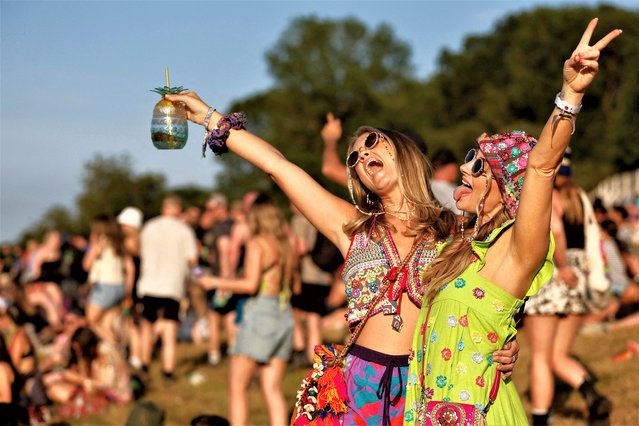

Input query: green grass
[73,325,639,425]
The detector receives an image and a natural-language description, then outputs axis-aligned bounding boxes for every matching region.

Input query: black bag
[310,232,343,273]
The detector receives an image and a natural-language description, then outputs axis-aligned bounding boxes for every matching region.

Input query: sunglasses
[347,132,383,168]
[464,149,487,177]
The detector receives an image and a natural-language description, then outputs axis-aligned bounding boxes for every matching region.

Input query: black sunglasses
[465,149,487,177]
[347,132,382,168]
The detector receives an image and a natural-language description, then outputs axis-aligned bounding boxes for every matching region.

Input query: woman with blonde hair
[198,202,297,425]
[403,19,620,426]
[83,215,134,344]
[168,83,519,424]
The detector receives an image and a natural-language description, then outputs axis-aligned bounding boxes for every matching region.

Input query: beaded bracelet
[202,112,247,157]
[202,107,217,130]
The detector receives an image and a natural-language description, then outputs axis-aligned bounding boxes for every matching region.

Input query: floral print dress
[403,222,554,425]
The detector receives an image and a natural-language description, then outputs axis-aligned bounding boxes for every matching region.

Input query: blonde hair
[343,126,456,242]
[555,175,584,225]
[248,203,296,289]
[421,168,511,302]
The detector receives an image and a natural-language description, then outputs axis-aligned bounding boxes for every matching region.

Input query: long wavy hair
[421,166,511,302]
[91,215,126,258]
[343,126,456,242]
[554,175,584,225]
[248,203,296,289]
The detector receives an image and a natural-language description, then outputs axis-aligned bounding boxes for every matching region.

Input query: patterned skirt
[525,249,597,316]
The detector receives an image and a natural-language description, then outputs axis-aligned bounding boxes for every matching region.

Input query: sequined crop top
[341,229,441,328]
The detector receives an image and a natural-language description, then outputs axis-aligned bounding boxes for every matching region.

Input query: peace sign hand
[563,18,622,95]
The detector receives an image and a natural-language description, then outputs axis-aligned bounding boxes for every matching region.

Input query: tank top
[37,259,63,284]
[88,246,125,286]
[563,216,585,249]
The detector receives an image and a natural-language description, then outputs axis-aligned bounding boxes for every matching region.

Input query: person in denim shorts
[198,203,295,426]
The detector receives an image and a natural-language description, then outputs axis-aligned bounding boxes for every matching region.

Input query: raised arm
[320,113,348,187]
[511,19,622,274]
[82,234,104,272]
[165,93,354,252]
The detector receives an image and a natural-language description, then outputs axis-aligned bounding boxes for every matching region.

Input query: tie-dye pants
[341,344,409,426]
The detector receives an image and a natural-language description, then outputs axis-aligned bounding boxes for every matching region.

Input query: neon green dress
[403,221,554,425]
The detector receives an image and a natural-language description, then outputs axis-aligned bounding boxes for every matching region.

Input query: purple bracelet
[203,112,247,156]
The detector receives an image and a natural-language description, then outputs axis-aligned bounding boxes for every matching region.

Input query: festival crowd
[1,17,636,426]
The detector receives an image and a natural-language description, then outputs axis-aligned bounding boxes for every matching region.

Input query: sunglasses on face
[347,132,383,168]
[465,148,487,177]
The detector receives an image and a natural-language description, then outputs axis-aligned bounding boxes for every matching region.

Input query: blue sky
[1,0,635,242]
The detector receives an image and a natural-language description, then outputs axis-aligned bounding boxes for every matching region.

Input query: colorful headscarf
[476,130,538,219]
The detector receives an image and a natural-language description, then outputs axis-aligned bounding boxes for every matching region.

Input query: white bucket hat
[117,206,143,230]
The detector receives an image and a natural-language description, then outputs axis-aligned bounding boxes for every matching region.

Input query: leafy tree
[17,6,637,244]
[19,205,77,243]
[172,185,213,210]
[215,8,637,198]
[422,5,639,189]
[19,156,207,243]
[216,16,420,202]
[74,154,166,233]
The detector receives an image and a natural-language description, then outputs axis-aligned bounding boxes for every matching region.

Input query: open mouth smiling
[363,157,384,176]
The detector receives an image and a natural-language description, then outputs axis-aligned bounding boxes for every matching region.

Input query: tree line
[16,5,639,243]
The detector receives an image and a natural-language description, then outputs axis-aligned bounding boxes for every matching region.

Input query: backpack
[310,232,344,273]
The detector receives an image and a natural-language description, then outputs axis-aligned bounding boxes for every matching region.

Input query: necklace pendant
[392,314,403,332]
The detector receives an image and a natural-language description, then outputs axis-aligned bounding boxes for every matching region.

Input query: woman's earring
[366,193,372,205]
[460,213,466,238]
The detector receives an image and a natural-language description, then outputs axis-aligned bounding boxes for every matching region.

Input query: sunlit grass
[72,325,639,425]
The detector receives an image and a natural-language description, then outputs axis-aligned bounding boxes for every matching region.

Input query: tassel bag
[416,302,502,426]
[292,241,421,425]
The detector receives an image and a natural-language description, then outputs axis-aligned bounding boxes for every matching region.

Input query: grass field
[75,324,639,425]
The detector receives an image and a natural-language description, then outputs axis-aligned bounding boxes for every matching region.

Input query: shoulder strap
[338,238,422,360]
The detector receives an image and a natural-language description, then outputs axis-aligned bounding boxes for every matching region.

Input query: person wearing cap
[403,19,621,426]
[117,206,145,371]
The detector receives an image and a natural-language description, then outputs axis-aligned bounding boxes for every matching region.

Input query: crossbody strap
[338,237,422,360]
[482,369,501,415]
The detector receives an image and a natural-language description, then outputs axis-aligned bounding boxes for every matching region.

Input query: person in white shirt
[137,196,198,381]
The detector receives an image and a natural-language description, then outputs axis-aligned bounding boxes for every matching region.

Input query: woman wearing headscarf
[403,18,621,426]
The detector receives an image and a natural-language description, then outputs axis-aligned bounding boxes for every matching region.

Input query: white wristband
[555,93,582,115]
